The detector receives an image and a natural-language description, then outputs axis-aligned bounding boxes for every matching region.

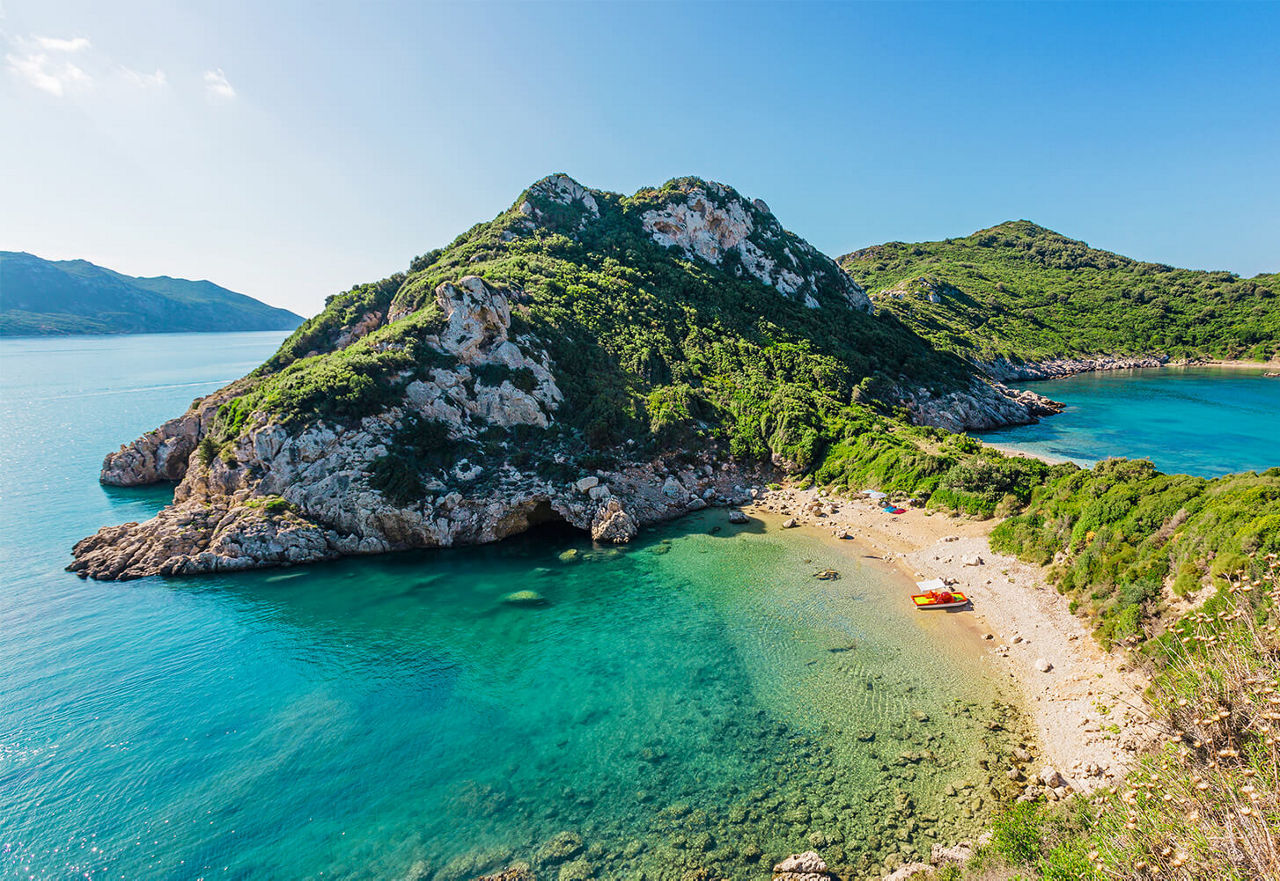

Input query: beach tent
[864,490,888,500]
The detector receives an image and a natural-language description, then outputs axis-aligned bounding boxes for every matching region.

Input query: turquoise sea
[977,367,1280,477]
[0,333,1020,881]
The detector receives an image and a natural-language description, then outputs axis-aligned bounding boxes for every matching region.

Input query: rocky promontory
[70,173,1058,581]
[72,274,763,579]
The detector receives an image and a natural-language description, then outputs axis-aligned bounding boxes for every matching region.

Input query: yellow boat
[911,589,969,610]
[911,581,967,609]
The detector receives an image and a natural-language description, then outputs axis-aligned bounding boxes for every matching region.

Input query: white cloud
[122,66,167,89]
[5,33,172,97]
[5,44,91,96]
[203,67,235,99]
[34,35,91,53]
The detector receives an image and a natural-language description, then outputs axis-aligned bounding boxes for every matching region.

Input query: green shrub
[991,800,1047,864]
[197,436,219,467]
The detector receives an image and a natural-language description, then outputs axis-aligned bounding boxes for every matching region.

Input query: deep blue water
[977,367,1280,477]
[0,333,1009,881]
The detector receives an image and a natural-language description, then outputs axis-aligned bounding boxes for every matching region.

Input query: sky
[2,1,1278,318]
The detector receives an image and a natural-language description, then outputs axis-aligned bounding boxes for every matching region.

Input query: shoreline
[976,356,1279,464]
[973,441,1076,466]
[743,488,1160,793]
[1005,356,1280,384]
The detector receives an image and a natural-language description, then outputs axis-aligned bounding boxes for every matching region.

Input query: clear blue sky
[3,1,1277,317]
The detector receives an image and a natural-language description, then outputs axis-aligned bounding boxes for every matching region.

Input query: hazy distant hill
[0,251,304,336]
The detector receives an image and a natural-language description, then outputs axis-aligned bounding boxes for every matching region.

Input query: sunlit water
[978,367,1280,477]
[0,333,1027,881]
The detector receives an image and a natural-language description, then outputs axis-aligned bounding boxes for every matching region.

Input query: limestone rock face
[904,379,1064,433]
[100,412,201,486]
[639,181,872,312]
[517,174,601,231]
[590,499,638,544]
[72,274,766,585]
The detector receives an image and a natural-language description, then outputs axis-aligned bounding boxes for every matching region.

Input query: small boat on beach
[912,578,969,610]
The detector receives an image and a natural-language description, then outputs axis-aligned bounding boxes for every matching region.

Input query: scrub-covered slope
[70,175,1049,580]
[840,221,1280,372]
[0,251,303,336]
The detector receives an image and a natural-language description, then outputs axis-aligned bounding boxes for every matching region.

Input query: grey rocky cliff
[903,379,1064,433]
[639,181,873,312]
[71,275,764,580]
[981,354,1168,382]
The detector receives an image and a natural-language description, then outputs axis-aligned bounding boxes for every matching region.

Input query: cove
[0,333,1027,881]
[977,366,1280,477]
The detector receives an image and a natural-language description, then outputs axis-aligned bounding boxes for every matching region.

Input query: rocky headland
[70,174,1055,581]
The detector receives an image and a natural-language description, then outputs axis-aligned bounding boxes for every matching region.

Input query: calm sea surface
[0,333,1013,880]
[977,367,1280,477]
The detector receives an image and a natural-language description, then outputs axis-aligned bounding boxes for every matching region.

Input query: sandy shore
[1182,359,1280,371]
[975,441,1075,466]
[744,487,1161,793]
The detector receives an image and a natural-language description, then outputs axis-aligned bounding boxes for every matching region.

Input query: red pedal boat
[912,579,969,610]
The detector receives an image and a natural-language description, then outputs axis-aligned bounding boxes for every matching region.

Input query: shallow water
[0,333,1025,881]
[977,367,1280,477]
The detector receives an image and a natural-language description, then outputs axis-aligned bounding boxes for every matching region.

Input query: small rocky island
[70,174,1059,580]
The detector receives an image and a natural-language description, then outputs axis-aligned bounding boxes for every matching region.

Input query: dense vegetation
[210,177,981,484]
[933,563,1279,881]
[840,222,1279,364]
[992,459,1280,648]
[0,251,303,336]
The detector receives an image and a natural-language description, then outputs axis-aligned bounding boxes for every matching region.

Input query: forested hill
[839,221,1279,365]
[0,251,304,336]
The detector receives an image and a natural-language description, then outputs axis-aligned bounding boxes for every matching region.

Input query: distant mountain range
[0,251,304,336]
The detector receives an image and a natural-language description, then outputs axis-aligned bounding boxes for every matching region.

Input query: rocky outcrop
[72,276,765,580]
[904,379,1064,433]
[981,354,1168,382]
[515,174,601,233]
[100,388,243,486]
[100,412,201,486]
[875,274,958,305]
[590,498,639,544]
[638,181,873,312]
[773,851,836,880]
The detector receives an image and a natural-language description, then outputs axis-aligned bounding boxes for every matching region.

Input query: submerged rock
[501,590,547,606]
[473,864,532,881]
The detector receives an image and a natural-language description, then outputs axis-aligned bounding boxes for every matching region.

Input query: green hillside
[213,175,989,481]
[0,251,304,336]
[839,221,1279,365]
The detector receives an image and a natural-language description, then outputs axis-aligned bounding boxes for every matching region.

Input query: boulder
[575,476,599,492]
[728,510,749,524]
[931,840,977,865]
[1034,657,1053,673]
[772,851,835,880]
[1039,767,1065,788]
[591,500,638,544]
[782,518,798,529]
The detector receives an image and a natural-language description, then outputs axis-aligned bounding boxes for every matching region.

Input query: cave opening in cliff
[522,500,574,538]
